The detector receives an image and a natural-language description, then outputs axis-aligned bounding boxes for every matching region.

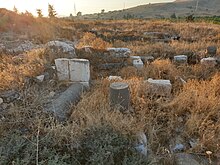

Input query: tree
[24,10,33,17]
[36,9,43,18]
[48,4,57,18]
[13,5,18,14]
[77,11,82,17]
[101,9,105,14]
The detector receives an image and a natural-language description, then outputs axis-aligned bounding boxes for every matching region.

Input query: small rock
[140,56,154,63]
[2,103,8,110]
[172,144,185,152]
[133,59,144,69]
[206,46,217,56]
[107,47,131,58]
[134,132,148,156]
[36,75,45,82]
[136,132,147,145]
[49,91,56,98]
[189,139,198,148]
[134,144,148,156]
[108,76,123,81]
[0,98,3,104]
[0,90,20,103]
[175,153,209,165]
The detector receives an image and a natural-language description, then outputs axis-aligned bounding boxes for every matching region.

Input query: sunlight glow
[0,0,174,16]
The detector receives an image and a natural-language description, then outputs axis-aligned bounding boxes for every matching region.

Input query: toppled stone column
[174,55,188,64]
[109,82,130,112]
[46,83,85,122]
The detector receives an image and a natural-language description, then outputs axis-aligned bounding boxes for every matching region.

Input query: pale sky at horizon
[0,0,175,16]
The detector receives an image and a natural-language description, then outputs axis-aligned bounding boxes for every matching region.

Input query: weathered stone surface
[140,56,155,63]
[174,55,188,64]
[145,78,172,97]
[174,153,210,165]
[7,41,41,53]
[206,46,217,56]
[69,59,90,83]
[129,56,141,61]
[0,98,3,105]
[201,57,217,67]
[0,90,20,103]
[107,47,131,58]
[46,40,76,57]
[98,63,125,70]
[108,76,123,81]
[134,132,148,156]
[36,75,45,82]
[133,59,144,69]
[45,83,86,122]
[55,58,69,81]
[110,82,130,112]
[55,58,90,86]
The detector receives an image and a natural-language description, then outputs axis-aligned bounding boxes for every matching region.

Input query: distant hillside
[82,0,220,20]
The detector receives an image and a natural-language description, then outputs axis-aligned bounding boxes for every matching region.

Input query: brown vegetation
[0,11,220,164]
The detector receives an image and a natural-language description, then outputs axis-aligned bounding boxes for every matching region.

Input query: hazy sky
[0,0,174,16]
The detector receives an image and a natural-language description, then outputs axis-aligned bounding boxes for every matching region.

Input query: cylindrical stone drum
[109,82,130,112]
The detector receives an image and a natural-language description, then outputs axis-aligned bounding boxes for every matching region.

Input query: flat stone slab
[200,57,217,67]
[174,55,188,63]
[145,78,172,97]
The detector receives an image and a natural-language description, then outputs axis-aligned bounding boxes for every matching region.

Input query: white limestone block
[133,59,144,69]
[174,55,188,63]
[55,58,69,81]
[130,56,141,61]
[107,47,131,58]
[69,59,90,82]
[36,75,45,82]
[145,78,172,97]
[108,76,123,81]
[201,57,217,67]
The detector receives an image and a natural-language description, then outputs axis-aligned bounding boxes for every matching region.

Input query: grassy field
[0,12,220,164]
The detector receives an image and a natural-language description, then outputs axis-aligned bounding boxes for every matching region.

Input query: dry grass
[0,16,220,164]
